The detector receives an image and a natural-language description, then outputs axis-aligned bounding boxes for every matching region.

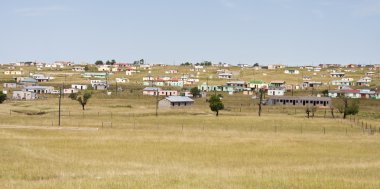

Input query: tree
[208,94,224,116]
[258,89,264,116]
[0,91,6,104]
[336,97,359,119]
[321,89,329,97]
[190,87,201,98]
[253,63,259,67]
[84,65,89,71]
[95,60,104,65]
[69,92,92,110]
[305,106,317,118]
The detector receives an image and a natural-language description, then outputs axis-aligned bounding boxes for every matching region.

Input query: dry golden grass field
[0,64,380,188]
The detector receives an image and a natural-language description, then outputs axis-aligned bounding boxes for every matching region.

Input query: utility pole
[115,81,118,96]
[58,87,62,126]
[291,84,294,96]
[155,88,159,117]
[258,89,263,117]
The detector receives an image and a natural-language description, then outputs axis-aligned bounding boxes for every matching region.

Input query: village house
[269,81,286,88]
[268,64,285,69]
[72,67,85,72]
[284,69,300,74]
[142,87,178,96]
[31,74,54,82]
[226,81,247,88]
[165,70,178,74]
[303,76,312,81]
[97,65,111,72]
[267,96,331,107]
[3,83,17,88]
[218,73,232,79]
[198,83,241,93]
[82,72,110,78]
[330,72,345,78]
[248,80,268,90]
[267,87,285,96]
[116,78,129,83]
[330,78,354,87]
[93,83,108,90]
[139,64,152,70]
[24,86,54,94]
[71,84,88,90]
[302,81,323,88]
[328,89,379,99]
[366,72,375,76]
[356,78,370,86]
[4,70,23,75]
[158,96,194,108]
[63,88,79,94]
[15,77,37,86]
[12,91,37,100]
[143,75,155,81]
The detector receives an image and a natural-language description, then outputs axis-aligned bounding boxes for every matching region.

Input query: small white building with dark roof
[158,96,194,108]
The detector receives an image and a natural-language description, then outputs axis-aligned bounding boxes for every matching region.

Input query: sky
[0,0,379,66]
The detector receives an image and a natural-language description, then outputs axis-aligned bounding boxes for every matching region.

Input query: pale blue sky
[0,0,379,65]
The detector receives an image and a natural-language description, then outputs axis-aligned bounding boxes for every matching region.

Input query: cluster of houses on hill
[1,61,379,108]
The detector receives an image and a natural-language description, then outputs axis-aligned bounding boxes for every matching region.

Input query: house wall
[268,89,284,96]
[268,98,331,107]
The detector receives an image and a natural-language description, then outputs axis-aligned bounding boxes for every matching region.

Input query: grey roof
[165,96,194,102]
[21,77,37,83]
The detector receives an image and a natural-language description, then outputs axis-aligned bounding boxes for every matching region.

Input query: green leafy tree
[321,89,329,97]
[190,87,201,98]
[69,92,92,110]
[208,94,224,116]
[84,65,89,71]
[336,97,359,119]
[95,60,104,65]
[0,91,6,104]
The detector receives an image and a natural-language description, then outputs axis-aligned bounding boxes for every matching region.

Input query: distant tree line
[180,61,212,66]
[94,59,117,65]
[133,59,144,65]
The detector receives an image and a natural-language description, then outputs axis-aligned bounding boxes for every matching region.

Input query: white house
[366,72,375,76]
[116,78,129,83]
[268,87,285,96]
[72,67,85,72]
[284,69,300,74]
[3,83,17,88]
[142,87,178,96]
[330,72,345,77]
[328,89,377,99]
[158,96,194,108]
[71,84,88,90]
[12,91,37,100]
[24,86,54,94]
[64,88,79,94]
[218,73,232,79]
[97,65,111,72]
[4,70,23,75]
